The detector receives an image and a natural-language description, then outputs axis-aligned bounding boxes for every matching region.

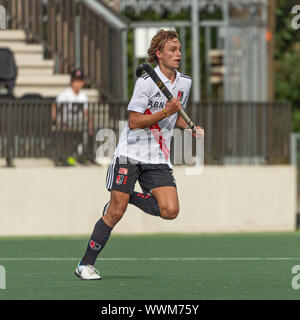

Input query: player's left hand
[191,126,204,139]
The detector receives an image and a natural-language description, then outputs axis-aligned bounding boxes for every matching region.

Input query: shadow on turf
[72,275,153,281]
[104,275,153,280]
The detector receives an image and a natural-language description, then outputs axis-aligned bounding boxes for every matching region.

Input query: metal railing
[186,101,291,164]
[0,99,291,166]
[2,0,128,101]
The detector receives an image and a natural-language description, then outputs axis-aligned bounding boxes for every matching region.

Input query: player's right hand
[164,98,182,115]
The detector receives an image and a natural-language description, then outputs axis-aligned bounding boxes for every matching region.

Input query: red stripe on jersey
[144,109,170,160]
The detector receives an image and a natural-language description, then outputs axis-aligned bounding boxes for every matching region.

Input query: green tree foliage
[275,0,300,131]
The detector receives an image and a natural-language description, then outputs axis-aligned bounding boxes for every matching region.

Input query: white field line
[0,257,300,261]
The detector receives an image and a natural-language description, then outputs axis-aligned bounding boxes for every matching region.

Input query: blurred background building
[0,0,277,103]
[0,0,297,234]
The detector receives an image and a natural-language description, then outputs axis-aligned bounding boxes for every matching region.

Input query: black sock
[81,218,113,266]
[129,192,161,217]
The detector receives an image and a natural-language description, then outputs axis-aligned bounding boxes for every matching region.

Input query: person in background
[51,68,90,166]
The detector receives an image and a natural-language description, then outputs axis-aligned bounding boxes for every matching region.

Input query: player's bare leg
[102,190,130,228]
[151,186,179,220]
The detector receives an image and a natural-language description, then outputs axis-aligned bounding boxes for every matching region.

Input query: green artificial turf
[0,232,300,300]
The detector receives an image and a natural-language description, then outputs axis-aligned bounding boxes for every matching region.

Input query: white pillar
[191,0,200,102]
[0,5,6,30]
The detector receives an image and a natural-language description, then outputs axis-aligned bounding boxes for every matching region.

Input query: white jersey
[56,88,88,127]
[56,87,88,104]
[114,66,192,167]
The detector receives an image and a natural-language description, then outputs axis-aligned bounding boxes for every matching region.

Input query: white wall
[0,165,296,235]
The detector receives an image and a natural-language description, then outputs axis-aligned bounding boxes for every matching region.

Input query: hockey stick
[136,63,197,133]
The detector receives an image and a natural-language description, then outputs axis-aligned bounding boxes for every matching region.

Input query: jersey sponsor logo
[116,174,124,185]
[118,167,128,175]
[154,91,161,98]
[89,240,102,251]
[147,100,165,109]
[177,91,184,101]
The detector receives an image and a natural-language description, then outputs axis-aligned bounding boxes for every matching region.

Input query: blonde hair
[147,29,179,64]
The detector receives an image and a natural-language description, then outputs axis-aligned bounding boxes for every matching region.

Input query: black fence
[0,99,291,166]
[187,101,291,165]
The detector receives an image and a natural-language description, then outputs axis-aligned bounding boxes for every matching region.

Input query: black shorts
[105,156,177,195]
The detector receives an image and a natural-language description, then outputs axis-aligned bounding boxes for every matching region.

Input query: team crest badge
[177,91,184,101]
[116,174,124,185]
[89,240,102,251]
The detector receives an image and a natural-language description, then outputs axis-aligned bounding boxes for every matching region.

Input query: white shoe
[74,264,102,280]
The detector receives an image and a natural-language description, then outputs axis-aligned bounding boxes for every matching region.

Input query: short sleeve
[81,92,88,103]
[127,77,150,113]
[55,91,66,103]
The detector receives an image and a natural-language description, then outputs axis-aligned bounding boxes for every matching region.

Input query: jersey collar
[154,65,181,84]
